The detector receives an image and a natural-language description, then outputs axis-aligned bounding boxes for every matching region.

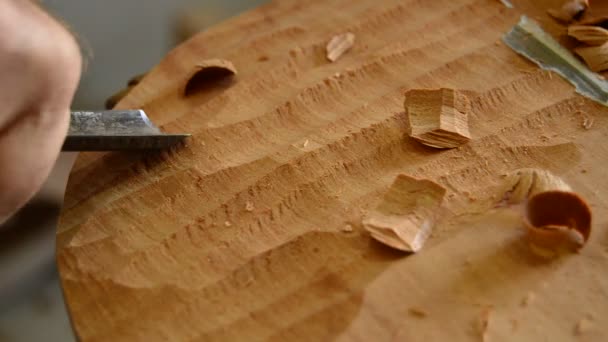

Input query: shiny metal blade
[62,110,190,151]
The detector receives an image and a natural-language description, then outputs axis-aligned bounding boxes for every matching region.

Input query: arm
[0,0,82,223]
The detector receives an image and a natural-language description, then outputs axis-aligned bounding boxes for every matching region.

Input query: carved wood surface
[57,0,608,340]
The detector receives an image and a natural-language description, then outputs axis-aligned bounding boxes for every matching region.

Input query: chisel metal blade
[62,110,190,151]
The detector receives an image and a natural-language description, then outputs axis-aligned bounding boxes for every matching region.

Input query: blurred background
[0,1,265,341]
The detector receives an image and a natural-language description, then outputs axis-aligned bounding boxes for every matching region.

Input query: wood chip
[245,201,255,212]
[224,221,232,227]
[568,25,608,46]
[548,0,589,23]
[405,88,472,149]
[574,44,608,72]
[184,59,237,96]
[497,168,572,205]
[326,32,355,62]
[362,175,446,252]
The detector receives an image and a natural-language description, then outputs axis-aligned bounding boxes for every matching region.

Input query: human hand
[0,1,82,223]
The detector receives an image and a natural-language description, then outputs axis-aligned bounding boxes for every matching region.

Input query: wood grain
[57,0,608,341]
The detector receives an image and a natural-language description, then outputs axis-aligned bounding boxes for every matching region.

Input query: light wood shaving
[575,44,608,72]
[326,32,355,62]
[362,175,446,252]
[497,168,571,205]
[405,88,472,149]
[568,25,608,46]
[548,0,589,23]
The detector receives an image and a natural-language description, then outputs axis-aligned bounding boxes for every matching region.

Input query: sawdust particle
[224,221,232,227]
[245,201,255,212]
[582,116,594,130]
[477,307,493,342]
[464,257,473,267]
[408,307,428,318]
[511,318,519,331]
[341,224,354,233]
[303,139,310,148]
[521,292,535,307]
[574,317,593,335]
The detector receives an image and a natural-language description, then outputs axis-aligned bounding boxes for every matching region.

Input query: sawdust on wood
[326,32,355,62]
[405,88,472,149]
[362,174,446,253]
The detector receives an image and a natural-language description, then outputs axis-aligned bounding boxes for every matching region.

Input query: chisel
[62,110,190,151]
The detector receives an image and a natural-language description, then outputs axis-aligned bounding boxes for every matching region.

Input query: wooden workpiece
[57,0,608,341]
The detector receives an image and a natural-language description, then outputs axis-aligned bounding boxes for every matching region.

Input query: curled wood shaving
[575,44,608,72]
[405,88,472,149]
[548,0,589,23]
[326,32,355,62]
[184,59,237,96]
[497,168,571,205]
[524,191,592,247]
[362,175,446,253]
[497,169,592,251]
[568,25,608,46]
